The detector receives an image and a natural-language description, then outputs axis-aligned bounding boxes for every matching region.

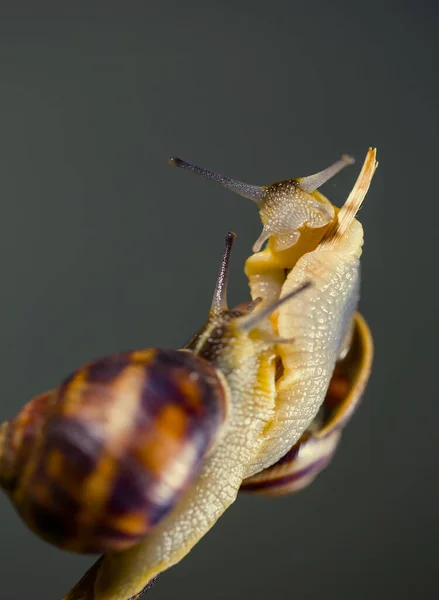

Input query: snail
[0,148,377,600]
[170,148,376,493]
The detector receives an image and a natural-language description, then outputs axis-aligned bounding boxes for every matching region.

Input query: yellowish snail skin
[240,311,373,495]
[0,149,377,600]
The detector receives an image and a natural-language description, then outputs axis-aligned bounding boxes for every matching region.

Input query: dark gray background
[0,1,437,599]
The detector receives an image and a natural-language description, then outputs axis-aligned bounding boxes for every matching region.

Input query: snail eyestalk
[245,297,263,313]
[211,232,236,314]
[168,157,264,204]
[297,154,355,193]
[238,281,312,332]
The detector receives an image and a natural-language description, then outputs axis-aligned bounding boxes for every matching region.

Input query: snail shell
[0,349,228,553]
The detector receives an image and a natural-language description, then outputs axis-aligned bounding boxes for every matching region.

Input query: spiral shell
[0,348,228,553]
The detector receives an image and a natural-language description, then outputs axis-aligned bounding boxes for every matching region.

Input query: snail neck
[184,310,244,366]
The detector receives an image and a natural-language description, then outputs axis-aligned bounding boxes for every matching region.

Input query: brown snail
[0,148,377,600]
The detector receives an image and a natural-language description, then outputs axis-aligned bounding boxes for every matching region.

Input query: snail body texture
[241,312,373,495]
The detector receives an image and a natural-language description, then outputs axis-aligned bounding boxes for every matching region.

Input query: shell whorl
[0,348,228,553]
[0,391,54,492]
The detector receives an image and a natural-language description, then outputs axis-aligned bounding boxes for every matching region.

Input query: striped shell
[0,349,227,553]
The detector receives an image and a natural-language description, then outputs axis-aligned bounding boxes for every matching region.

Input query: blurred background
[0,2,437,599]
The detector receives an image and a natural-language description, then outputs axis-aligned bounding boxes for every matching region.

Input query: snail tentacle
[168,157,263,204]
[297,153,355,193]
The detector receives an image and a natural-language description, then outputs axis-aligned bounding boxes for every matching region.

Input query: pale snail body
[241,311,373,495]
[0,149,377,600]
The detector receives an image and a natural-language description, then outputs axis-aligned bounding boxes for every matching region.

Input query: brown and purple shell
[241,312,373,496]
[0,348,228,553]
